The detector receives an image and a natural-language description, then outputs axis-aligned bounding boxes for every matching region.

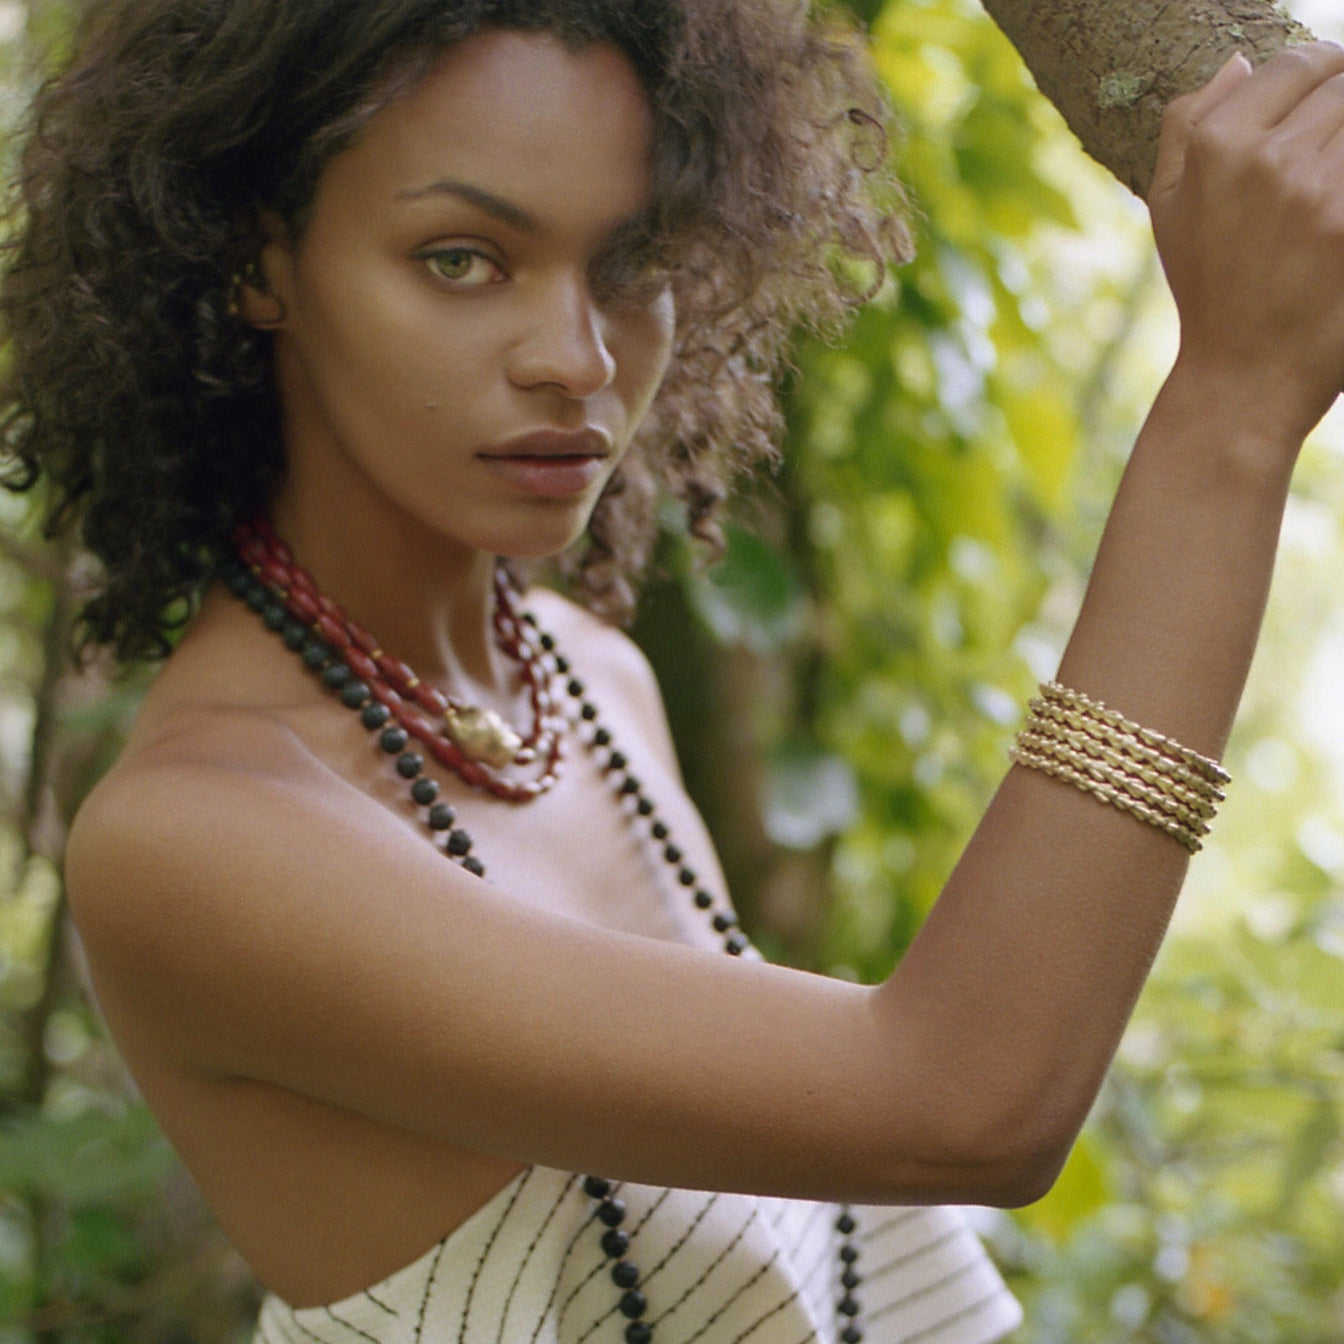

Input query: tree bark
[980,0,1315,198]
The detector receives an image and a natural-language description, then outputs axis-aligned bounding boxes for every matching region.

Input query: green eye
[421,247,502,286]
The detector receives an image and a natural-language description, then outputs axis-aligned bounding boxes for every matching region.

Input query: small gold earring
[226,277,245,321]
[228,262,283,328]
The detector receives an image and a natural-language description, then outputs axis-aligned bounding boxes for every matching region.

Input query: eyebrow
[395,178,541,233]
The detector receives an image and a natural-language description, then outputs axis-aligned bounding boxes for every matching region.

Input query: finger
[1206,41,1344,133]
[1152,54,1252,198]
[1183,51,1256,123]
[1323,104,1344,170]
[1277,69,1344,151]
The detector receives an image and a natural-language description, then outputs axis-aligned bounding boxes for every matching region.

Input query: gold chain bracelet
[1010,682,1230,853]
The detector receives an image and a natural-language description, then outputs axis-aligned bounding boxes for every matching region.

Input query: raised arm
[883,42,1344,1178]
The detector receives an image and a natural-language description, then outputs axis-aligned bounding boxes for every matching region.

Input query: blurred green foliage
[1,0,1343,1339]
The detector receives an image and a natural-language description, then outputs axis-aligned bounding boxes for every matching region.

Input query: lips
[478,427,614,499]
[481,427,613,461]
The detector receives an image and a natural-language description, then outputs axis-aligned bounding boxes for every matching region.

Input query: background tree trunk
[981,0,1315,197]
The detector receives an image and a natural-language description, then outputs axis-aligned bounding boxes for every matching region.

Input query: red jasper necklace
[233,516,565,802]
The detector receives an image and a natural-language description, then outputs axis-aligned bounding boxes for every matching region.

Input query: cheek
[288,261,492,420]
[623,291,677,401]
[650,288,677,354]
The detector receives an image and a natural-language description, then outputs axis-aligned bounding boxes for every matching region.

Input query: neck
[266,485,509,701]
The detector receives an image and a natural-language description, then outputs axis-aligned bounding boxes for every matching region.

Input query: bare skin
[64,33,1344,1310]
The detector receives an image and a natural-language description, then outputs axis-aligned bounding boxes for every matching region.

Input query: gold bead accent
[443,705,524,771]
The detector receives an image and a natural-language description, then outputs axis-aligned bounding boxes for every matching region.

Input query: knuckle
[1271,45,1314,71]
[1308,38,1344,65]
[1186,118,1233,161]
[1289,41,1344,78]
[1269,43,1333,75]
[1316,181,1344,229]
[1322,206,1344,243]
[1263,161,1343,231]
[1245,145,1313,204]
[1249,136,1293,178]
[1281,172,1325,219]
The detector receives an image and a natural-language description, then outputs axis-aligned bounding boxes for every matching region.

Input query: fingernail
[1214,52,1252,83]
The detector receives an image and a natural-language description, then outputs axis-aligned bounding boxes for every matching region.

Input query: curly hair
[0,0,908,664]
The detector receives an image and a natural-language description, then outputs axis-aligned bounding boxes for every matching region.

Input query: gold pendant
[443,704,524,771]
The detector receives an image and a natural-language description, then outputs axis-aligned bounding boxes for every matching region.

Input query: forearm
[1057,364,1294,753]
[875,366,1298,1185]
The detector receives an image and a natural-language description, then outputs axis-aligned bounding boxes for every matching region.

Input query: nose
[508,274,617,398]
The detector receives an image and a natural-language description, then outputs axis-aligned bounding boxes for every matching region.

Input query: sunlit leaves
[763,741,860,850]
[0,1109,174,1208]
[766,4,1106,974]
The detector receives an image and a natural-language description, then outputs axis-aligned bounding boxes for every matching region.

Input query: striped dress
[254,1166,1021,1344]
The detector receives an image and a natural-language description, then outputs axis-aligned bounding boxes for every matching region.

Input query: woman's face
[256,29,676,563]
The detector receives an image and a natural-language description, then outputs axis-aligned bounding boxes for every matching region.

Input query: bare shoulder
[66,586,371,953]
[525,586,661,704]
[62,694,506,1090]
[524,586,680,775]
[65,667,428,960]
[66,705,340,954]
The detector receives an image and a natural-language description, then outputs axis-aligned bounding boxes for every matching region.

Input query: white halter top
[254,1165,1020,1344]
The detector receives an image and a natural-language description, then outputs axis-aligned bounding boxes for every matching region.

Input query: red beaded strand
[234,517,566,803]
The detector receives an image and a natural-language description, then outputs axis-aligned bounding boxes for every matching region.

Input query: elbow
[929,1136,1072,1211]
[874,1134,1071,1210]
[867,1115,1077,1209]
[971,1086,1086,1208]
[862,992,1092,1208]
[977,1142,1072,1209]
[912,1096,1081,1210]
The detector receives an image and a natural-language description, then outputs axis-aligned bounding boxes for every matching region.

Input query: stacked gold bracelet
[1009,682,1230,853]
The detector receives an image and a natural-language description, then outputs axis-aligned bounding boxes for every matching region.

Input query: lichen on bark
[1097,71,1154,109]
[979,0,1315,197]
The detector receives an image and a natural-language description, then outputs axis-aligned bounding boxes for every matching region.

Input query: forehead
[315,29,656,232]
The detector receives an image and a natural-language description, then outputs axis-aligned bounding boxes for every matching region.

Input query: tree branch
[980,0,1314,197]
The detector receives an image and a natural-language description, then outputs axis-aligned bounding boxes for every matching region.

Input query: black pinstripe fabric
[254,1167,1021,1344]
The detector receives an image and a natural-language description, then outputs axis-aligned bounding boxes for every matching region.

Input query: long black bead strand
[836,1209,863,1343]
[584,1177,653,1344]
[230,565,651,1337]
[537,630,747,958]
[362,696,488,877]
[540,621,863,1343]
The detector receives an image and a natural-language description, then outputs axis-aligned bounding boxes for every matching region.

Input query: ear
[234,211,293,331]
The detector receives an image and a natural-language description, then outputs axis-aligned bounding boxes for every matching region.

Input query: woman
[4,0,1343,1339]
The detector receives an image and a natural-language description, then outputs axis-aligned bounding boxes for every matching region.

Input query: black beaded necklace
[223,558,865,1344]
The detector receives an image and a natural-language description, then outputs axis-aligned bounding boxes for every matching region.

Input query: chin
[482,516,594,564]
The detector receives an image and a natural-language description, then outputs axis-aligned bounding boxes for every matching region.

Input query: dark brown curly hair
[0,0,908,664]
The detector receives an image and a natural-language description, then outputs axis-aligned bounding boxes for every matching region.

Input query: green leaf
[688,526,805,653]
[764,742,861,849]
[0,1107,175,1206]
[1016,1133,1113,1243]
